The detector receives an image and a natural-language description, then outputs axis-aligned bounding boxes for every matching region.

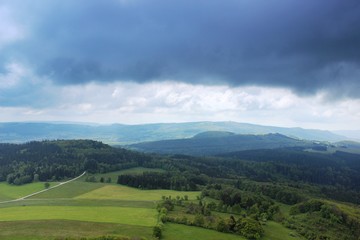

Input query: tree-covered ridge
[113,148,360,205]
[221,148,360,182]
[129,133,319,156]
[1,140,360,204]
[0,140,150,185]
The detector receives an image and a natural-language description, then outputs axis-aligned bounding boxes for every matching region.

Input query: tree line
[0,140,151,185]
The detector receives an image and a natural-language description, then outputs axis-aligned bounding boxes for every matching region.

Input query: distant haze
[0,121,351,145]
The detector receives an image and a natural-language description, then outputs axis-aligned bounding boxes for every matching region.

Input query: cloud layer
[1,0,360,98]
[1,79,359,130]
[1,1,360,130]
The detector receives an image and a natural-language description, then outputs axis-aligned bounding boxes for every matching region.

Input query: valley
[0,139,359,239]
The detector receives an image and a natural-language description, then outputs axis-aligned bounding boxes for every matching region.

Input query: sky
[0,0,359,130]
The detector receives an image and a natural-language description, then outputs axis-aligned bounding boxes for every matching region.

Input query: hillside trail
[0,171,86,204]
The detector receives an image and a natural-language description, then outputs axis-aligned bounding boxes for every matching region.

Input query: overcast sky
[0,0,359,130]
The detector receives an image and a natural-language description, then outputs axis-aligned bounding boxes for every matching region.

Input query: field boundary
[0,171,86,204]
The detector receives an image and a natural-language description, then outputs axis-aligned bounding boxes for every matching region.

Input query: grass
[0,167,306,240]
[29,181,104,199]
[262,221,305,240]
[162,223,246,240]
[0,182,55,201]
[76,185,200,201]
[278,203,293,217]
[0,198,155,209]
[0,206,157,226]
[94,167,166,183]
[0,220,155,240]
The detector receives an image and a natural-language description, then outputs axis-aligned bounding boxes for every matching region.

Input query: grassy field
[0,182,55,201]
[0,167,309,240]
[0,220,154,240]
[163,223,246,240]
[0,198,155,209]
[29,181,104,199]
[262,221,305,240]
[0,169,202,239]
[76,184,200,201]
[0,206,157,226]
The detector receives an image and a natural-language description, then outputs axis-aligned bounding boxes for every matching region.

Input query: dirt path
[0,171,86,204]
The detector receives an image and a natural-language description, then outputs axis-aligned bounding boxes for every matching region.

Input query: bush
[153,225,162,239]
[236,218,264,240]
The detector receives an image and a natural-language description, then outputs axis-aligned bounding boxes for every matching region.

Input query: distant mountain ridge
[0,121,348,144]
[192,131,236,139]
[334,130,360,141]
[129,131,322,156]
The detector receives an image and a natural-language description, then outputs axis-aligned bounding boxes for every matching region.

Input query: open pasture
[162,223,246,240]
[262,221,305,240]
[0,182,55,201]
[29,181,104,199]
[0,206,157,226]
[0,198,155,209]
[76,184,200,201]
[0,220,154,240]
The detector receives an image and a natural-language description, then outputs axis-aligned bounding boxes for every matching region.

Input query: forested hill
[1,139,360,204]
[129,132,322,156]
[220,148,360,187]
[0,140,150,185]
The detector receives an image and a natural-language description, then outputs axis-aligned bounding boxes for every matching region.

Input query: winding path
[0,171,86,204]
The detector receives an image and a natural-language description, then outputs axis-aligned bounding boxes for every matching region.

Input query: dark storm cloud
[4,0,360,98]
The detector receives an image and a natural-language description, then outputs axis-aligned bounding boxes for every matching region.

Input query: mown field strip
[0,198,155,209]
[0,206,157,226]
[18,172,86,200]
[29,181,104,199]
[76,185,200,201]
[0,172,86,204]
[0,220,154,240]
[0,182,56,201]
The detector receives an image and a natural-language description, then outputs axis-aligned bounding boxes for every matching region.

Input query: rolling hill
[129,131,322,156]
[0,121,348,144]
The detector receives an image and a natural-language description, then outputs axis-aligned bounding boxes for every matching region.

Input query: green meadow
[162,223,247,240]
[262,221,305,240]
[0,220,154,240]
[0,167,348,240]
[0,168,202,239]
[76,184,200,201]
[0,206,157,226]
[0,182,55,201]
[29,181,104,199]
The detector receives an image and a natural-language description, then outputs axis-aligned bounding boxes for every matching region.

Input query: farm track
[0,171,86,204]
